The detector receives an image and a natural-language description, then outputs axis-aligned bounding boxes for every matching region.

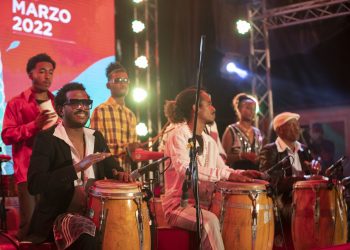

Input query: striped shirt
[90,97,137,169]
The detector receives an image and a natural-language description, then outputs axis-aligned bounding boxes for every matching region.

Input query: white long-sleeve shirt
[162,123,241,216]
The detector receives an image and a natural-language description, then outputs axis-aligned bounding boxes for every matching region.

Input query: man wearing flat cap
[259,112,320,249]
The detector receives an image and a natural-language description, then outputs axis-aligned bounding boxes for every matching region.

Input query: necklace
[185,124,208,169]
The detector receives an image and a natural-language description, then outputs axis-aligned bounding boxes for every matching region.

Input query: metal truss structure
[248,0,350,136]
[133,0,161,136]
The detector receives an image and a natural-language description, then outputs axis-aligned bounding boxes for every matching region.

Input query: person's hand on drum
[74,152,111,172]
[228,172,253,183]
[304,159,321,175]
[241,170,266,180]
[112,169,134,182]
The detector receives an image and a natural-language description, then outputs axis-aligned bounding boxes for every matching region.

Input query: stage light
[132,87,148,103]
[135,56,148,69]
[133,0,144,4]
[132,20,145,33]
[236,20,251,35]
[225,62,248,79]
[136,122,148,136]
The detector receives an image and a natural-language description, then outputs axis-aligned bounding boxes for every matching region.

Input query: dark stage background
[116,0,350,136]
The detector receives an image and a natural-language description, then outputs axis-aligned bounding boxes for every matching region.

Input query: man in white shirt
[162,88,263,250]
[27,83,131,249]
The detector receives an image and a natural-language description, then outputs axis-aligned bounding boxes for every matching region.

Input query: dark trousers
[17,182,38,241]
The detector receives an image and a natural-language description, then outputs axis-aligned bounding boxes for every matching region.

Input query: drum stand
[269,175,289,250]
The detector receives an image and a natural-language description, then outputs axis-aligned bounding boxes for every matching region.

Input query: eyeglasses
[63,99,93,110]
[109,77,129,84]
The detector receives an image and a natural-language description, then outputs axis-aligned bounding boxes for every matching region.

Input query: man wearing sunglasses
[26,82,131,249]
[90,62,139,172]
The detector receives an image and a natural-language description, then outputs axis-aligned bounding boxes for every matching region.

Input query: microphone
[325,156,346,177]
[130,156,169,180]
[342,176,350,188]
[264,155,292,176]
[0,154,11,162]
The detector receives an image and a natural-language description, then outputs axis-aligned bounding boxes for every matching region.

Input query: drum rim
[215,180,268,191]
[89,190,143,199]
[294,179,330,189]
[93,179,141,189]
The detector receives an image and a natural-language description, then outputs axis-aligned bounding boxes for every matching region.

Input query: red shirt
[1,88,55,184]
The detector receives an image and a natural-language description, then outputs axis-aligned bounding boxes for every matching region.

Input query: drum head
[294,179,329,189]
[94,179,140,189]
[216,180,268,192]
[90,180,142,198]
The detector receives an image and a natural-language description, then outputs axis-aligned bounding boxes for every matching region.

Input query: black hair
[232,93,257,119]
[54,82,89,116]
[26,53,56,74]
[173,88,206,122]
[105,62,126,80]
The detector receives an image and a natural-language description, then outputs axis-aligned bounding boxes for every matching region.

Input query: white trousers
[167,206,224,250]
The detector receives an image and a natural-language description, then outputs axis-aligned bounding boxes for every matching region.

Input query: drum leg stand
[270,180,289,250]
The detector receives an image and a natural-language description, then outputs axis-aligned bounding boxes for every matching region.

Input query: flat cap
[273,112,300,131]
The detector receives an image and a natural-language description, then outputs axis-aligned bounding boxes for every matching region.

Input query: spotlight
[132,20,145,33]
[135,56,148,69]
[236,19,251,35]
[225,62,248,79]
[133,0,144,4]
[136,122,148,136]
[132,87,148,103]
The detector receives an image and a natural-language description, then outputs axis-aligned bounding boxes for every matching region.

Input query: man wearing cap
[259,112,320,249]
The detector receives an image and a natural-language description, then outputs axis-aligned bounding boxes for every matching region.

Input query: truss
[248,0,350,136]
[133,0,161,135]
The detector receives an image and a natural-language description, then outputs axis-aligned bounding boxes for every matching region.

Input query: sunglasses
[109,77,129,84]
[63,99,93,109]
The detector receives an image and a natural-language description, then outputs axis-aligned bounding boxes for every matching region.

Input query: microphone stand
[182,35,206,248]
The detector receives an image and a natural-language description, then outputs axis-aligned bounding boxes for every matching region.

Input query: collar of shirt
[106,97,125,110]
[276,137,304,176]
[275,137,302,154]
[23,87,55,102]
[53,122,96,184]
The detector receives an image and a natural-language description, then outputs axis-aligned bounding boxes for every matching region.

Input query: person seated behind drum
[26,83,132,249]
[162,88,265,250]
[259,112,320,248]
[222,93,263,170]
[159,99,227,160]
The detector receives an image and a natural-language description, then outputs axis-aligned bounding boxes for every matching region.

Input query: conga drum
[210,180,274,250]
[88,180,151,250]
[292,180,347,250]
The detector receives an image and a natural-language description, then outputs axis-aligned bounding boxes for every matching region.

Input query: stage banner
[0,0,116,174]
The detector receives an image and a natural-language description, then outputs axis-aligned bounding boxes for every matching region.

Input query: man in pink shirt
[1,53,57,240]
[162,88,263,250]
